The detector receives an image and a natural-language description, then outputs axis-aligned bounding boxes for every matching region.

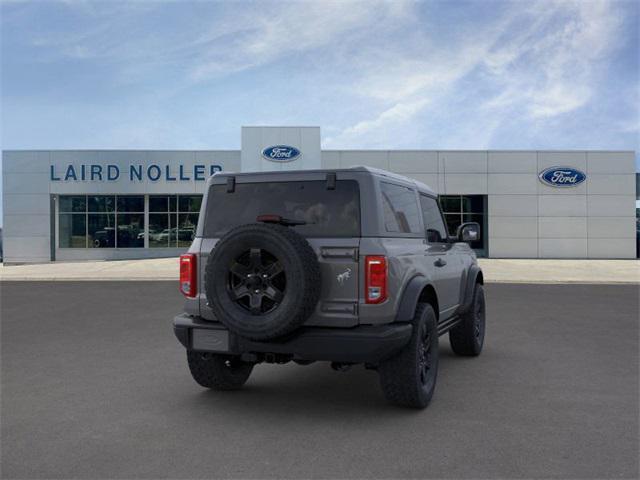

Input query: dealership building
[1,126,637,263]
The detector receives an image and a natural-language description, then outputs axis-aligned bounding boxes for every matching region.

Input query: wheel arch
[395,276,440,322]
[457,265,483,315]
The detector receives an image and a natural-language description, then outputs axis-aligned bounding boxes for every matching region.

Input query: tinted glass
[169,212,178,246]
[380,182,421,234]
[59,196,86,213]
[204,180,360,238]
[177,213,198,247]
[439,196,460,213]
[178,195,202,212]
[117,213,144,247]
[88,196,115,212]
[117,196,144,212]
[169,196,177,212]
[149,196,168,212]
[149,213,169,247]
[444,214,461,239]
[420,195,448,242]
[59,214,86,247]
[462,196,484,213]
[88,214,115,248]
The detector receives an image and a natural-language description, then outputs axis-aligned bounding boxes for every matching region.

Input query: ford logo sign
[261,145,301,162]
[538,166,586,188]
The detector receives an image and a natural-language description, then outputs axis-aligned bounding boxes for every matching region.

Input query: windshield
[203,180,360,238]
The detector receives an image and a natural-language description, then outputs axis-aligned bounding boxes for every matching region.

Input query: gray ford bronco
[173,166,485,408]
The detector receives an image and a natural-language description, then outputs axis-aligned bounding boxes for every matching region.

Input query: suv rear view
[174,167,486,408]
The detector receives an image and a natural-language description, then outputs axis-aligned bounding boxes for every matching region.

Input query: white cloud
[326,0,628,147]
[190,1,412,80]
[4,0,635,152]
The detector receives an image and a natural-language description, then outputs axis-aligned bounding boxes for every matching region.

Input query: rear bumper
[173,313,412,364]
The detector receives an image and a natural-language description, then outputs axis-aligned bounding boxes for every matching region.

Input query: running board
[437,315,462,336]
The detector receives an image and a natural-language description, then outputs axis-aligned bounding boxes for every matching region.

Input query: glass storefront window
[178,195,202,212]
[177,213,198,247]
[59,196,86,213]
[439,196,460,213]
[462,196,484,214]
[149,196,168,212]
[88,214,115,248]
[59,214,86,247]
[444,214,462,238]
[88,196,115,213]
[58,194,202,249]
[439,195,487,255]
[149,213,170,248]
[149,195,202,248]
[117,195,144,213]
[117,213,144,248]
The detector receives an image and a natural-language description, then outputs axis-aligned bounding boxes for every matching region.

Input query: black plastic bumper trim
[173,314,412,364]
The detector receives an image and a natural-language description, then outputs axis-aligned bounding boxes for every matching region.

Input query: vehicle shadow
[177,341,474,420]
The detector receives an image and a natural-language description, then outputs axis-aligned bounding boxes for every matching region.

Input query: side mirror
[457,222,480,243]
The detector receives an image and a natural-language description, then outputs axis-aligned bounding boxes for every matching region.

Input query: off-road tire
[378,303,439,408]
[449,283,485,356]
[187,351,253,390]
[205,223,321,341]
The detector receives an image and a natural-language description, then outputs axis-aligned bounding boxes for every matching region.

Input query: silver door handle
[434,258,447,267]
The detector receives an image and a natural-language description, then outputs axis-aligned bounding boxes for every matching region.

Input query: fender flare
[395,276,431,323]
[457,264,483,314]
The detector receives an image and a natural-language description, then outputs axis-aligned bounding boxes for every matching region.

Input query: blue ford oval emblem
[261,145,301,162]
[538,166,586,188]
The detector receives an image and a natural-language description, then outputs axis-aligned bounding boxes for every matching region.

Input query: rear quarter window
[380,182,422,234]
[203,180,360,238]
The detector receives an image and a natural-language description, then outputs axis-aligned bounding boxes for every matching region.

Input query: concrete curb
[1,258,638,284]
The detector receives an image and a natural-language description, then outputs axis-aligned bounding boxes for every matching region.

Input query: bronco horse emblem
[336,268,352,285]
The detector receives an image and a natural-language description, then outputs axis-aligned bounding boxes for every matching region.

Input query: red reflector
[179,254,197,298]
[365,255,387,304]
[256,214,283,223]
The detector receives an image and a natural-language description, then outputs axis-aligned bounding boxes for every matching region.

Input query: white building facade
[2,126,637,263]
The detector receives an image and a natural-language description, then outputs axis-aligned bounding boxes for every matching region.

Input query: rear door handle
[434,258,447,267]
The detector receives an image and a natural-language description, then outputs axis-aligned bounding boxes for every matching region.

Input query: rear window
[204,180,360,238]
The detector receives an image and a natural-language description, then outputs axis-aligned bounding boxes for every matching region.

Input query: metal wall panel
[538,238,588,258]
[489,217,538,238]
[488,174,538,194]
[587,238,636,258]
[388,151,438,173]
[587,152,635,174]
[538,217,588,238]
[489,238,538,258]
[438,151,487,173]
[488,151,537,173]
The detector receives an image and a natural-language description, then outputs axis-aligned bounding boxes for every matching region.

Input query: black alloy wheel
[449,283,486,356]
[227,248,286,315]
[474,290,485,342]
[418,326,434,388]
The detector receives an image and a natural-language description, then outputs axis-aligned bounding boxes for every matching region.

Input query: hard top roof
[209,165,436,196]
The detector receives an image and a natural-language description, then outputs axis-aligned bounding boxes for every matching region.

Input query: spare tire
[205,223,321,340]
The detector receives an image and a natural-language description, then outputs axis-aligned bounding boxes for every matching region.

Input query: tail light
[180,254,197,297]
[365,255,387,304]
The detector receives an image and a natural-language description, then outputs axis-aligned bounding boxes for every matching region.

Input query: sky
[0,0,639,222]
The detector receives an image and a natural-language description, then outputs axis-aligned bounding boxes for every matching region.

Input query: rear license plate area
[191,329,229,352]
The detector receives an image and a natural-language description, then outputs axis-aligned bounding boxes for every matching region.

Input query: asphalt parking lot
[1,282,638,479]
